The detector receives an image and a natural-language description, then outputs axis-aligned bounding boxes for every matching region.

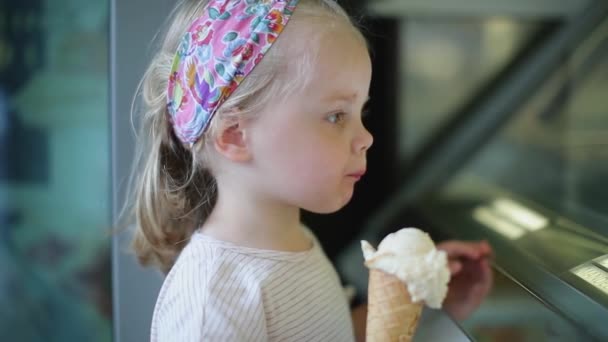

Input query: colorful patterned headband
[167,0,300,146]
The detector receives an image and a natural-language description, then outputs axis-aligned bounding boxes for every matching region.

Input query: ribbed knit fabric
[150,229,354,341]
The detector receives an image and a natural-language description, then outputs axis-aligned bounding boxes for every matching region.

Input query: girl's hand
[437,240,494,321]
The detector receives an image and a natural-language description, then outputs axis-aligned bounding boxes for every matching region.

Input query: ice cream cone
[366,269,422,342]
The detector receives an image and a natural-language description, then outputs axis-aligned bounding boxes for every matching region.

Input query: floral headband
[167,0,300,146]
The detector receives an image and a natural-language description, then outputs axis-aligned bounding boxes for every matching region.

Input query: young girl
[128,0,372,340]
[125,0,493,340]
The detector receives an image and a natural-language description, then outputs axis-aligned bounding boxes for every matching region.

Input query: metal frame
[110,0,174,341]
[367,0,591,18]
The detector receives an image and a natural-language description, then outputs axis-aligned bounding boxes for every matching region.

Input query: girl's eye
[327,112,346,124]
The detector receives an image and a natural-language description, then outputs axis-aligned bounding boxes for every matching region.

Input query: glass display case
[394,17,540,161]
[337,0,608,340]
[412,10,608,339]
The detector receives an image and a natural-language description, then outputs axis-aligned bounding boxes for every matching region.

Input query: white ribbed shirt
[150,229,355,341]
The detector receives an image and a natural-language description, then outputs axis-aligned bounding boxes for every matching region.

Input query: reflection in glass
[399,18,538,160]
[420,14,608,341]
[453,17,608,231]
[462,271,592,341]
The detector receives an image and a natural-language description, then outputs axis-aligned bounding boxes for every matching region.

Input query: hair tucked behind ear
[123,0,364,273]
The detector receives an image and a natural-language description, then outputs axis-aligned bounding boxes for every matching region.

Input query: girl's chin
[305,191,354,214]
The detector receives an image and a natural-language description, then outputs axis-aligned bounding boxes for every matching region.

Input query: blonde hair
[123,0,366,273]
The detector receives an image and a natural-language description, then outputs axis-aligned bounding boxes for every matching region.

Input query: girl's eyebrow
[323,93,357,102]
[324,94,370,105]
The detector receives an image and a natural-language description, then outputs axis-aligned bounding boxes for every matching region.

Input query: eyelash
[327,112,347,124]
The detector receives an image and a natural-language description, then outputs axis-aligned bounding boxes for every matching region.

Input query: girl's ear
[213,117,252,162]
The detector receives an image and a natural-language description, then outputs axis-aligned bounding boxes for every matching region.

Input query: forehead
[303,31,371,99]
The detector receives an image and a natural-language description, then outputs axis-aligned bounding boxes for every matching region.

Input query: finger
[475,271,493,296]
[438,241,482,259]
[478,258,492,273]
[470,282,492,305]
[448,260,462,275]
[483,259,494,277]
[479,240,494,257]
[478,259,494,289]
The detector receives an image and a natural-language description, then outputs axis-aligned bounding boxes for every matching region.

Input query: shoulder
[151,234,270,341]
[155,234,273,311]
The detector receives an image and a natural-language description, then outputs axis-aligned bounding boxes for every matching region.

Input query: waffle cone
[366,269,422,342]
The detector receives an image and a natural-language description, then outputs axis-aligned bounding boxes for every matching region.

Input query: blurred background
[1,0,607,341]
[1,0,111,341]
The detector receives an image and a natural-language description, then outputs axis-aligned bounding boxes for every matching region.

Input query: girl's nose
[354,124,373,154]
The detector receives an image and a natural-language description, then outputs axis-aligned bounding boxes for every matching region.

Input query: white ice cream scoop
[361,227,450,308]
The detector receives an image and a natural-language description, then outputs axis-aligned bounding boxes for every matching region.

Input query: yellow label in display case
[572,264,608,295]
[598,255,608,270]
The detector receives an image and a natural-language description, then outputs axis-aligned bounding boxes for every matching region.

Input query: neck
[202,180,311,252]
